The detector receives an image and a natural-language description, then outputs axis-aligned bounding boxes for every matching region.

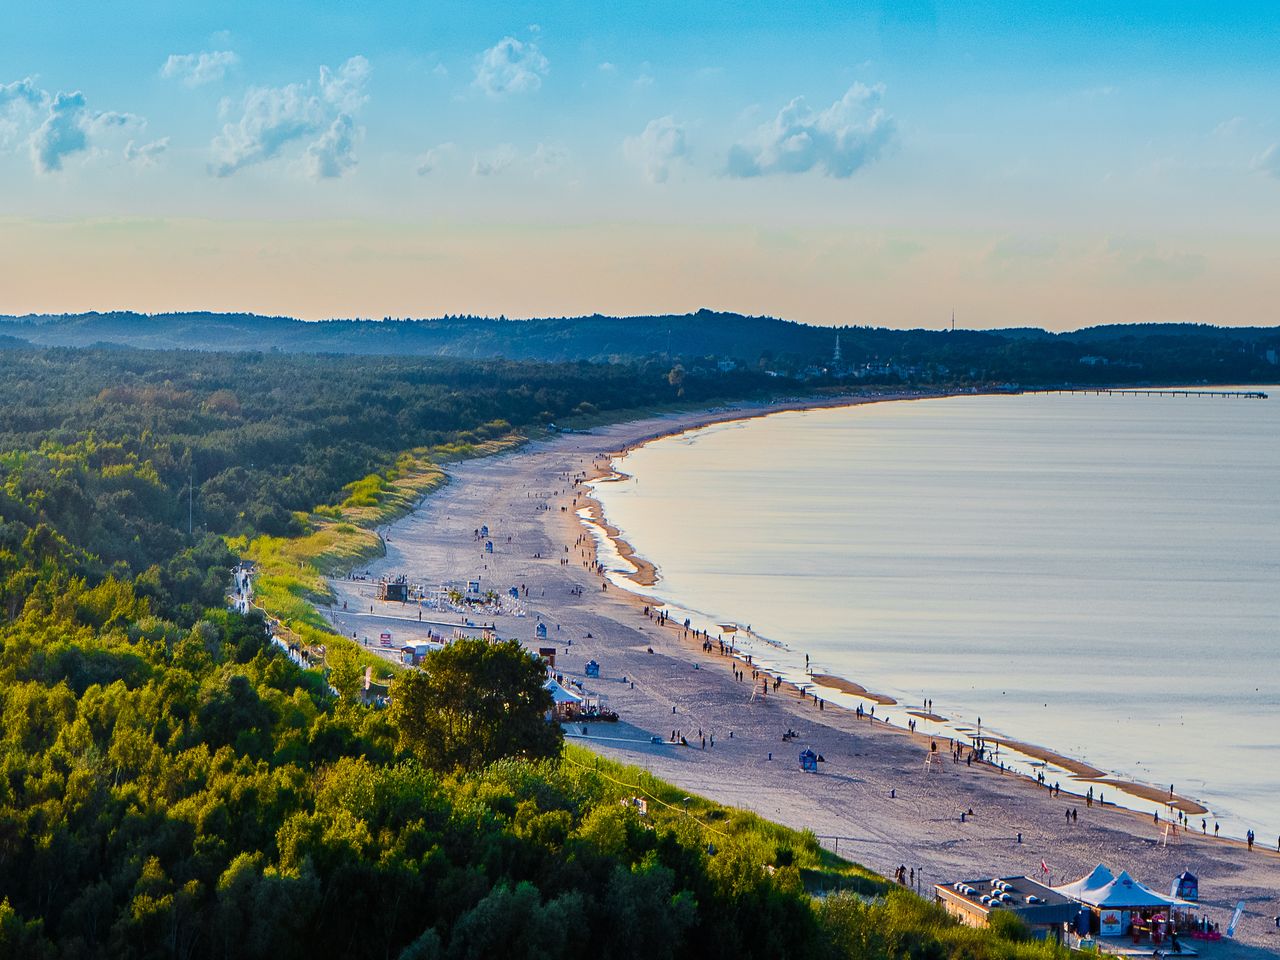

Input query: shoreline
[323,394,1280,950]
[574,396,1224,834]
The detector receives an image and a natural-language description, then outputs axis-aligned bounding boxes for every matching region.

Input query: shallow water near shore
[588,390,1280,841]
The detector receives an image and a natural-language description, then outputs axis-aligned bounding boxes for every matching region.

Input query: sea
[586,389,1280,842]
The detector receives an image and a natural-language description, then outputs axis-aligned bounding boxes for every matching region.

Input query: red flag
[1041,860,1049,874]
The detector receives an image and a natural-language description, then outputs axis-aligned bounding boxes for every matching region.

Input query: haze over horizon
[3,1,1279,329]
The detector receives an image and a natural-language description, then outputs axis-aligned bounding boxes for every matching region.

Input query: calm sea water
[589,390,1280,840]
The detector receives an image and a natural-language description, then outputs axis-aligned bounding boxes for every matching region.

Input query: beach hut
[798,748,818,773]
[536,622,548,640]
[584,659,600,678]
[1171,871,1198,903]
[485,540,493,553]
[378,577,409,603]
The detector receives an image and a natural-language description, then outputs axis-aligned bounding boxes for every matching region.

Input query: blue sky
[2,0,1278,326]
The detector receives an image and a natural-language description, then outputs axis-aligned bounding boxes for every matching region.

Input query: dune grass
[559,743,889,897]
[231,435,525,679]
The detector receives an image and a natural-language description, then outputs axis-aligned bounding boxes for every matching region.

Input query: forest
[0,341,1064,958]
[2,310,1278,386]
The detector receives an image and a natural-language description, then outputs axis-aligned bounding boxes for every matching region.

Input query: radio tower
[833,333,842,363]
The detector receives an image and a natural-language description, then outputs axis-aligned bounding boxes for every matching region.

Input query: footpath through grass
[230,434,523,678]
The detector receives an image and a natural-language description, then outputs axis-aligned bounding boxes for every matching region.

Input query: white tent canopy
[544,679,582,705]
[1069,870,1184,910]
[1053,864,1115,901]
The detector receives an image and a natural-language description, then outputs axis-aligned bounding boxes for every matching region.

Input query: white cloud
[472,143,518,176]
[1253,144,1280,178]
[210,55,369,179]
[416,141,455,175]
[598,61,617,74]
[471,142,565,177]
[1213,116,1243,138]
[161,50,239,87]
[30,91,88,172]
[3,78,150,173]
[473,36,548,96]
[319,55,370,113]
[0,77,42,109]
[305,114,357,179]
[725,82,894,179]
[625,115,689,183]
[1,77,44,146]
[125,136,169,167]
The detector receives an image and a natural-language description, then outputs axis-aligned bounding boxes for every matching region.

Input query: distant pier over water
[1031,387,1268,399]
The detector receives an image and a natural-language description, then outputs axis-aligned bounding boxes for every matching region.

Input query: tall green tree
[389,639,560,771]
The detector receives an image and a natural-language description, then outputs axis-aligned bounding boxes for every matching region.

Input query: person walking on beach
[1246,829,1254,851]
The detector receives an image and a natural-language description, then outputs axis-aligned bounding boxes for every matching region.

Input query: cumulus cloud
[210,55,369,179]
[29,91,88,172]
[725,82,894,179]
[1,77,44,146]
[624,115,689,183]
[305,114,357,179]
[0,77,42,109]
[319,55,370,113]
[2,78,151,172]
[125,136,169,166]
[473,37,548,96]
[415,141,455,175]
[161,50,238,87]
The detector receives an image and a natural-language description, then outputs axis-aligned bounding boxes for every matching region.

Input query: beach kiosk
[935,877,1080,941]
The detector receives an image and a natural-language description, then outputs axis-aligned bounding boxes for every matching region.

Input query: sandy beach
[324,396,1280,954]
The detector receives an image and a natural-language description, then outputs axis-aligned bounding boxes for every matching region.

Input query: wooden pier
[1032,388,1268,399]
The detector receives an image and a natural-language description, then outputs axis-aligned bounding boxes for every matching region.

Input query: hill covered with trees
[2,310,1278,386]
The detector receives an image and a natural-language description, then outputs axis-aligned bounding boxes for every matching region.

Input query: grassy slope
[562,745,1064,960]
[231,437,522,678]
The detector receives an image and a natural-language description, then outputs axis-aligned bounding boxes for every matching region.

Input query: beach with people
[323,398,1280,953]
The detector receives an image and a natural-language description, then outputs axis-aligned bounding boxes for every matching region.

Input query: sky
[2,0,1279,329]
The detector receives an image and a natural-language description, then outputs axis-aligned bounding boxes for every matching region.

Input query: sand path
[325,399,1280,954]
